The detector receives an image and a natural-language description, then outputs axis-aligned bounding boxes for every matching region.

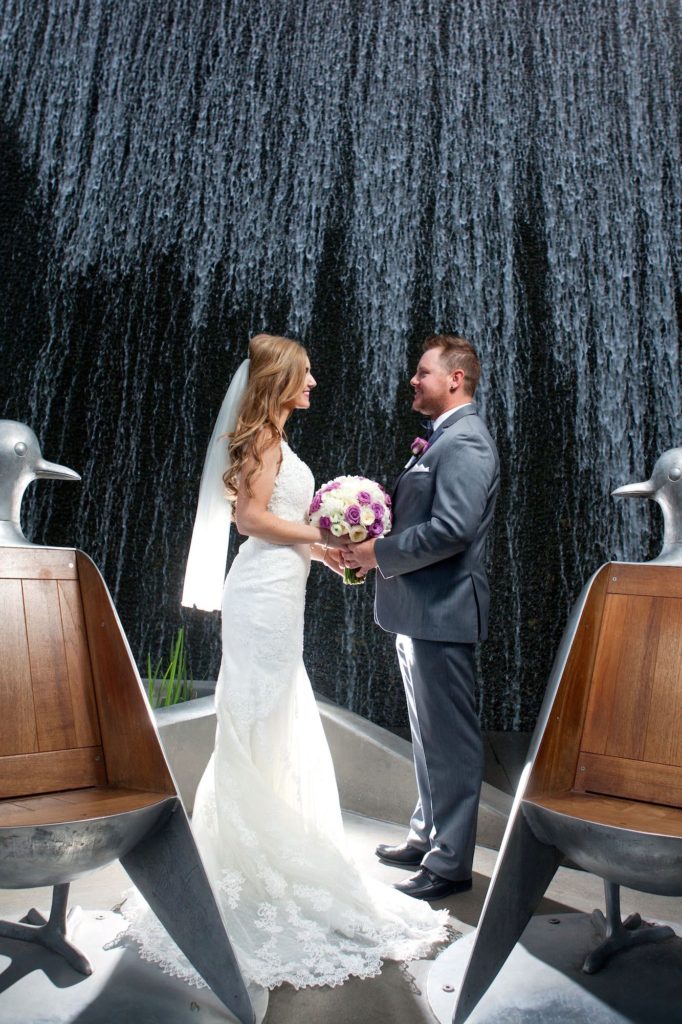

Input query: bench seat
[524,792,682,839]
[0,787,172,829]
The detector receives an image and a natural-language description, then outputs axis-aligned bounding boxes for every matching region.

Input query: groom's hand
[344,539,378,574]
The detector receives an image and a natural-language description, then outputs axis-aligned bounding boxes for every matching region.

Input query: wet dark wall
[0,0,680,732]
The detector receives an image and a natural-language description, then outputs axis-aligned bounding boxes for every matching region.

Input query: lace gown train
[125,441,449,989]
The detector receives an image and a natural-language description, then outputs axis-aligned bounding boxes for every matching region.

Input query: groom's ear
[450,368,465,391]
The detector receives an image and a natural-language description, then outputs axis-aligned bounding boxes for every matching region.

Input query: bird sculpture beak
[611,479,655,499]
[34,458,81,483]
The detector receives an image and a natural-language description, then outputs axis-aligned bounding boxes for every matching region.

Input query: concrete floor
[482,731,531,795]
[388,727,530,798]
[1,720,680,1024]
[0,807,680,1024]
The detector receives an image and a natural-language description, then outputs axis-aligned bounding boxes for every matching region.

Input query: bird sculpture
[0,420,81,546]
[453,447,682,1023]
[612,447,682,564]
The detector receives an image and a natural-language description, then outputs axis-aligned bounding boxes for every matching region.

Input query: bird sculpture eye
[13,442,27,457]
[669,466,682,482]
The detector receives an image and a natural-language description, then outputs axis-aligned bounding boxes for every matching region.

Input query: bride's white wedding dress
[125,440,449,989]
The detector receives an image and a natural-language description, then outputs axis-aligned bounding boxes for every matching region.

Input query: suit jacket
[374,403,499,643]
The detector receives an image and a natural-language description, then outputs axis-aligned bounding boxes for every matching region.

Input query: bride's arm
[235,443,330,547]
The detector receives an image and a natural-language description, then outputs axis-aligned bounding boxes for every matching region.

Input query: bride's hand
[321,547,345,576]
[321,530,352,550]
[341,538,378,573]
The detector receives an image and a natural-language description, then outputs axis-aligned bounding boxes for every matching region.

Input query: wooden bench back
[0,548,105,798]
[573,564,682,808]
[0,547,174,801]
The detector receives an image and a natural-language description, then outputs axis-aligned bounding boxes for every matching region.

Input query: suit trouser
[396,634,483,880]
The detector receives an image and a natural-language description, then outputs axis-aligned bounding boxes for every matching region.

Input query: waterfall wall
[1,0,680,731]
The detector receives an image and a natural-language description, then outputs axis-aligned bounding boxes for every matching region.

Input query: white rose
[360,507,375,525]
[331,521,350,537]
[348,525,368,542]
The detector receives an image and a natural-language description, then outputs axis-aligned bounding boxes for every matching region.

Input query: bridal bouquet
[308,475,392,585]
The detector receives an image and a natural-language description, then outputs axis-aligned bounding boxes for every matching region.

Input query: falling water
[0,0,680,730]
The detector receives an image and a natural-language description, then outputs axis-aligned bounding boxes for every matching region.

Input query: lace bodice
[266,441,315,522]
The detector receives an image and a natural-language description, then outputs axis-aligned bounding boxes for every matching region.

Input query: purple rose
[309,492,322,514]
[385,494,392,507]
[367,520,384,537]
[344,504,362,525]
[323,480,341,492]
[319,515,332,530]
[357,490,372,505]
[370,502,384,518]
[411,436,429,456]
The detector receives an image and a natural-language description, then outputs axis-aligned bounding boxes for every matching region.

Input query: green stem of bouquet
[343,567,365,586]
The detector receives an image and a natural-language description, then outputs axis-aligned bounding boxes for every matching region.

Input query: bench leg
[122,805,255,1024]
[582,880,676,974]
[453,811,563,1024]
[0,882,93,975]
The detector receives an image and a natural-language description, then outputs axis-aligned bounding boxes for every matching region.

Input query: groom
[345,334,500,900]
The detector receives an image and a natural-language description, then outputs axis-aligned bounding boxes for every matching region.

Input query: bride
[132,333,449,990]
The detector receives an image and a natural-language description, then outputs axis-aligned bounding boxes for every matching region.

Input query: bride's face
[289,363,317,411]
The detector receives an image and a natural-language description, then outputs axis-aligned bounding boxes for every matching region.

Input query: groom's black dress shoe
[375,842,424,867]
[393,867,472,901]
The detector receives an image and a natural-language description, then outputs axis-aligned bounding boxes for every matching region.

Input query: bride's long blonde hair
[223,333,308,504]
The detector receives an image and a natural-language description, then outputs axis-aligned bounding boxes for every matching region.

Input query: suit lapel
[392,403,478,495]
[392,458,416,492]
[428,402,477,447]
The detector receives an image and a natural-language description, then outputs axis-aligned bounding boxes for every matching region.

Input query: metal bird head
[612,447,682,565]
[0,420,81,547]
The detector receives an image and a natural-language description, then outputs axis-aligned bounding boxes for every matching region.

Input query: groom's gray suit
[374,402,499,880]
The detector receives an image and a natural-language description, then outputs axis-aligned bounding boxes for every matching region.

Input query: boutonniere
[410,437,429,457]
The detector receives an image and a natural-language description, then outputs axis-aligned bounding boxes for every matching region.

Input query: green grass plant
[146,627,195,708]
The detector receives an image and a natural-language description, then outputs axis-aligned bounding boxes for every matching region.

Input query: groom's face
[410,347,453,419]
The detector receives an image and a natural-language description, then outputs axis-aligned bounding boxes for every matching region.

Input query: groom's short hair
[423,334,481,395]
